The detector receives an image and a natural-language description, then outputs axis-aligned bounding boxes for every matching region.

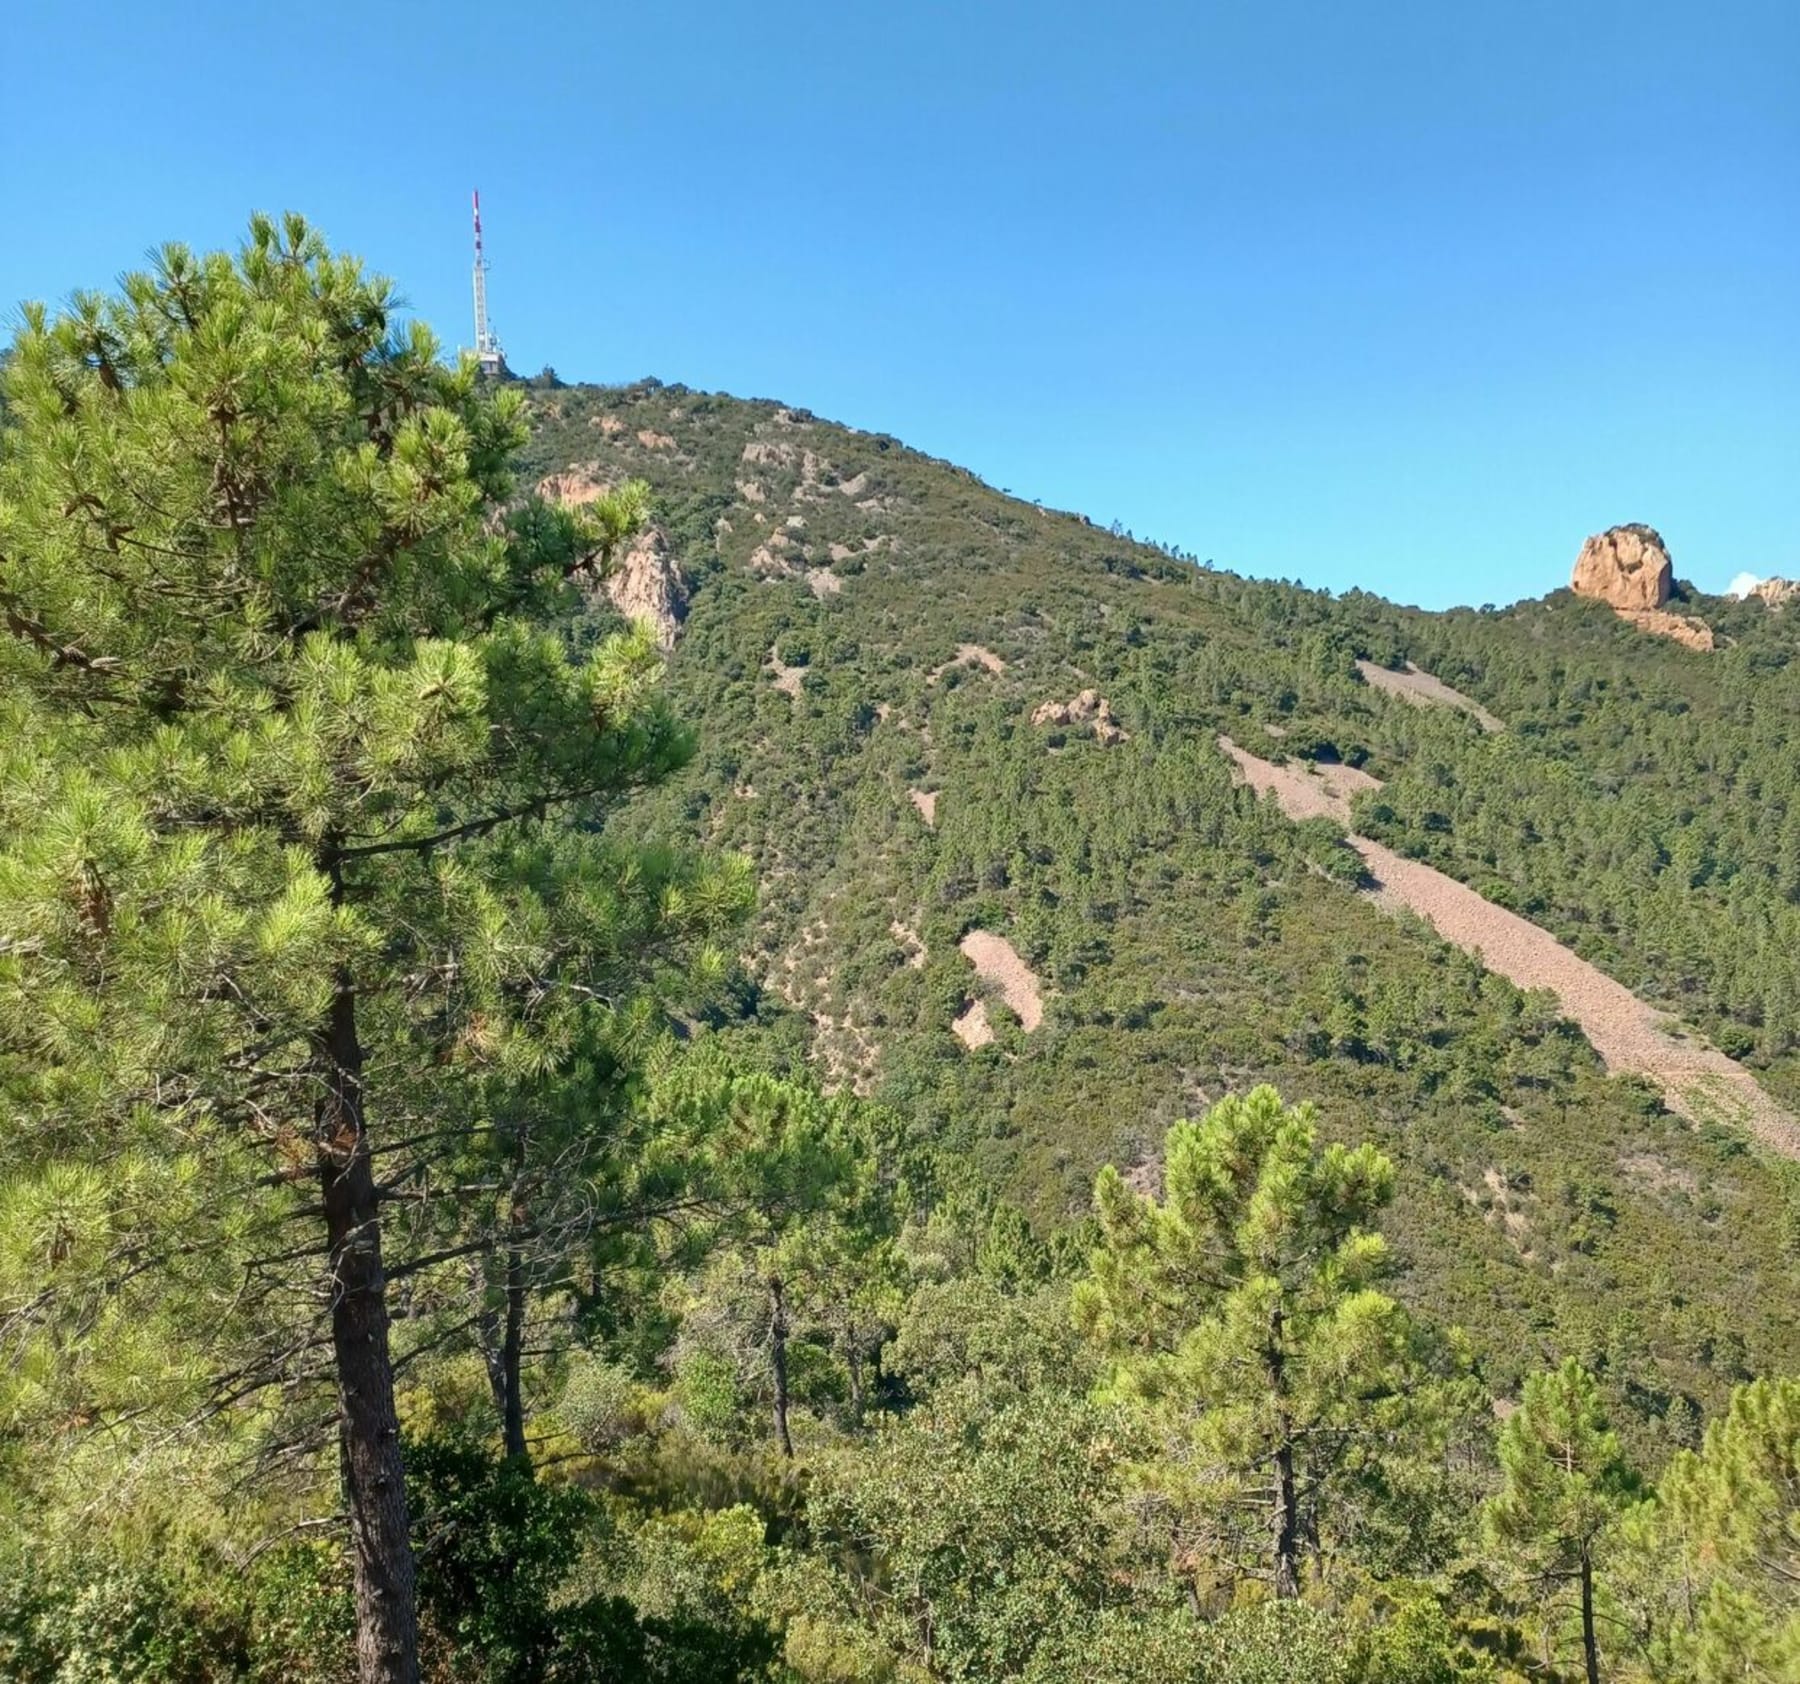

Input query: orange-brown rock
[605,526,687,650]
[536,469,688,648]
[1617,608,1714,651]
[1031,689,1128,744]
[1748,577,1800,610]
[536,465,611,506]
[1571,524,1673,610]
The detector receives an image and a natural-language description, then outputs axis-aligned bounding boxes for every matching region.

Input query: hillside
[519,376,1800,1426]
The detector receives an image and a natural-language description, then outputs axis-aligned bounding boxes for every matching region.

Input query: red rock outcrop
[1617,608,1714,652]
[1747,578,1800,610]
[536,469,687,648]
[1572,524,1672,610]
[1031,689,1128,744]
[537,465,611,507]
[607,527,687,650]
[1571,526,1714,650]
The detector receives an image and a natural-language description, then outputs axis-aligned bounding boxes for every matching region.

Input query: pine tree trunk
[1271,1436,1301,1598]
[475,1262,507,1423]
[501,1235,528,1463]
[1580,1547,1600,1684]
[770,1275,794,1457]
[845,1333,866,1427]
[317,983,419,1684]
[1266,1305,1301,1599]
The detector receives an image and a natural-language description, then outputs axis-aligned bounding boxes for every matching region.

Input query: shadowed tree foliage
[1624,1374,1800,1682]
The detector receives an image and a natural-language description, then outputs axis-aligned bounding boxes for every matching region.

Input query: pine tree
[646,1053,864,1455]
[1628,1375,1800,1682]
[1073,1084,1413,1602]
[1486,1359,1636,1684]
[0,216,740,1684]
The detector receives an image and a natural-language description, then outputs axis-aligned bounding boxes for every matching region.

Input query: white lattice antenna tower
[471,189,504,378]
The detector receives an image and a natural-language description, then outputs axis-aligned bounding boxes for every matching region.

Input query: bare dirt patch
[805,568,843,599]
[909,789,937,827]
[766,647,805,699]
[891,920,928,968]
[1217,737,1379,823]
[1619,1153,1700,1197]
[929,644,1008,683]
[1356,661,1504,733]
[1354,837,1797,1150]
[959,931,1044,1032]
[1218,737,1800,1155]
[750,539,796,578]
[953,999,994,1049]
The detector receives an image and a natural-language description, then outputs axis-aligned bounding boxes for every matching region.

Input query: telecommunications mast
[471,189,505,378]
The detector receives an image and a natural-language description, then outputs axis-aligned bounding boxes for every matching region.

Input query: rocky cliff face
[1747,577,1800,610]
[606,525,688,650]
[1571,524,1673,610]
[1617,607,1715,652]
[536,467,688,648]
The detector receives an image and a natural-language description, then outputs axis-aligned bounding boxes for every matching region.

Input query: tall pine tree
[1074,1085,1415,1602]
[0,216,744,1684]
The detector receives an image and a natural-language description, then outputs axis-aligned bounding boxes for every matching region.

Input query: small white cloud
[1726,572,1762,599]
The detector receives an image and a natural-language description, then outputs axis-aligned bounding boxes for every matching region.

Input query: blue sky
[3,1,1795,608]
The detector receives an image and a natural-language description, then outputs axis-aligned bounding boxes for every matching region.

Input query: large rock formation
[607,527,687,649]
[1746,577,1800,610]
[536,464,611,507]
[537,468,689,648]
[1032,689,1128,744]
[1618,607,1714,652]
[1572,524,1673,610]
[1571,525,1714,650]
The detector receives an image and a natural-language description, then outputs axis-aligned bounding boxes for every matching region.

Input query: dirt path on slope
[1218,739,1800,1155]
[1356,660,1505,732]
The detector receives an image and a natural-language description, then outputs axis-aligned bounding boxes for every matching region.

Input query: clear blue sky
[4,1,1795,608]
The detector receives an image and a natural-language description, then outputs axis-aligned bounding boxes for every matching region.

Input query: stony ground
[1219,739,1800,1157]
[1355,659,1505,732]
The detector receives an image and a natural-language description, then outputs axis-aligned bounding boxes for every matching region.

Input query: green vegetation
[3,225,1799,1683]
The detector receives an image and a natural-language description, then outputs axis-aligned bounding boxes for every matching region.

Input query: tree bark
[500,1233,528,1463]
[1580,1547,1600,1684]
[317,982,419,1684]
[845,1332,866,1428]
[770,1275,794,1457]
[475,1261,507,1424]
[1266,1304,1301,1599]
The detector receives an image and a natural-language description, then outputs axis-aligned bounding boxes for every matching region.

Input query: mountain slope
[1219,733,1796,1154]
[517,377,1800,1430]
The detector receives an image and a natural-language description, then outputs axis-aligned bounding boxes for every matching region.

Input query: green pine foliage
[7,226,1800,1684]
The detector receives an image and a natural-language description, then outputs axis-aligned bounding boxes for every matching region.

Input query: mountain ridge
[513,374,1800,1432]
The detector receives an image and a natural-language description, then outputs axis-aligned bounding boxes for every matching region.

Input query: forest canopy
[2,221,1798,1684]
